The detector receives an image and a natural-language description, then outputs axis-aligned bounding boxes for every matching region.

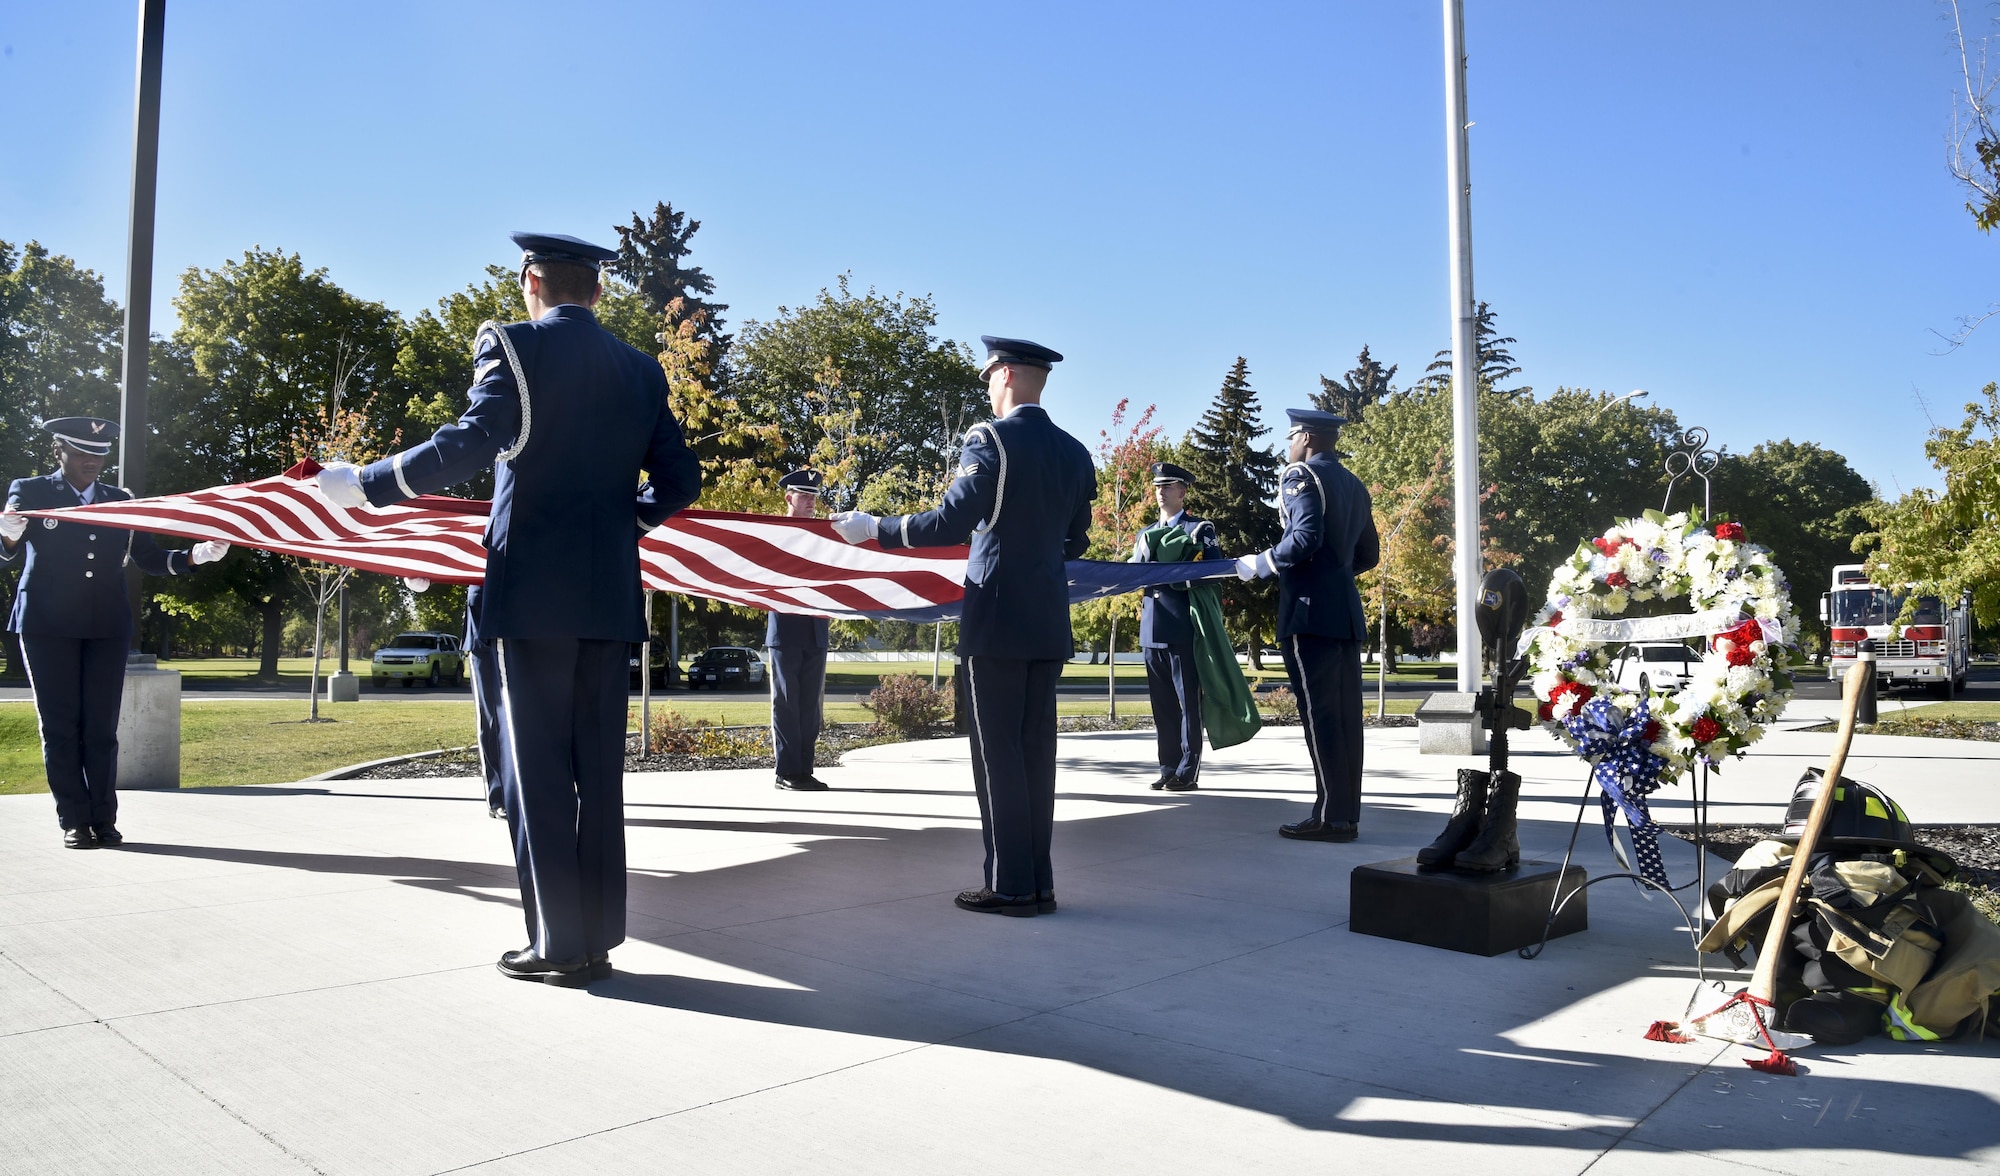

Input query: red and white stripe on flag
[20,461,970,619]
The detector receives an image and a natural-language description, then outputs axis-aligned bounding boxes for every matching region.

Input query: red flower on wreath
[1714,522,1744,541]
[1714,618,1762,666]
[1605,571,1631,588]
[1691,716,1723,744]
[1537,700,1555,721]
[1546,610,1564,628]
[1643,720,1661,744]
[1592,536,1631,557]
[1547,679,1594,720]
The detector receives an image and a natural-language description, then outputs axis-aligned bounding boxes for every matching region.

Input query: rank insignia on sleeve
[956,463,981,479]
[1285,484,1306,496]
[474,358,502,381]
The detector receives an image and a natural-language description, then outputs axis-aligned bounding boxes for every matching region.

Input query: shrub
[1260,685,1299,725]
[864,673,952,737]
[646,709,766,757]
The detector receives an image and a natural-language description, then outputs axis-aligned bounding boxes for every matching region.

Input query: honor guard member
[1234,408,1379,841]
[828,337,1095,916]
[1130,461,1224,791]
[317,232,701,984]
[1,418,229,848]
[768,468,832,791]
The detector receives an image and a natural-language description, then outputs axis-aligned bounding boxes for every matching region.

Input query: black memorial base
[1350,857,1587,956]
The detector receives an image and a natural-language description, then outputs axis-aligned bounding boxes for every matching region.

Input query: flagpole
[1443,0,1482,693]
[120,0,166,651]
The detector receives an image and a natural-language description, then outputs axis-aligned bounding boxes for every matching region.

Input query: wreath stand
[1519,427,1728,972]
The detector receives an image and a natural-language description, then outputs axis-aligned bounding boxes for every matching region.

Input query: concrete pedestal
[325,671,360,702]
[116,658,180,791]
[1350,856,1587,956]
[1415,691,1487,755]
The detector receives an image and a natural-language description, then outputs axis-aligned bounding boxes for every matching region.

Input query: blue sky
[4,1,1996,496]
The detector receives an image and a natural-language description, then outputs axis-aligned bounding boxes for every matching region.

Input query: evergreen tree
[612,202,727,345]
[1423,300,1527,396]
[1182,357,1283,664]
[1313,344,1397,424]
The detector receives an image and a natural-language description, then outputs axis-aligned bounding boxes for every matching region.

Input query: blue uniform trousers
[486,636,629,963]
[20,634,128,830]
[469,644,505,811]
[963,656,1061,898]
[1144,644,1203,780]
[1282,635,1364,824]
[769,645,827,780]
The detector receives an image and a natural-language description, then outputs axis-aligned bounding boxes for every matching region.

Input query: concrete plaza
[2,712,1996,1174]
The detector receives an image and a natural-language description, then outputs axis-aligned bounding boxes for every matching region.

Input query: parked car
[371,631,465,688]
[686,646,766,690]
[1610,641,1699,692]
[628,642,673,690]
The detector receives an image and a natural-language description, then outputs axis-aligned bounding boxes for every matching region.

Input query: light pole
[1594,389,1650,418]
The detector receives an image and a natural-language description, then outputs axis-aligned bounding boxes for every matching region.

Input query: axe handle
[1746,662,1868,1003]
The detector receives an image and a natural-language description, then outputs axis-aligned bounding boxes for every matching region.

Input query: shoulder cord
[1281,460,1326,513]
[966,422,1007,533]
[481,320,533,464]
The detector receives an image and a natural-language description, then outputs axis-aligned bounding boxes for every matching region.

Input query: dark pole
[337,585,350,673]
[121,0,166,652]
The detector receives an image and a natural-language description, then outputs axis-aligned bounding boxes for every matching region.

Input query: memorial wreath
[1521,510,1798,887]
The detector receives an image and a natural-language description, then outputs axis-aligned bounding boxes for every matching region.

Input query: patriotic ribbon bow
[1563,694,1673,888]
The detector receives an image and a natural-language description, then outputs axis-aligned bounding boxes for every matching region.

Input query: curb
[304,745,477,783]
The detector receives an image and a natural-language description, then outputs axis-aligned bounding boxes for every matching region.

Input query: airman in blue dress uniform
[1131,461,1224,791]
[318,233,701,984]
[768,468,832,791]
[1235,408,1379,841]
[829,337,1095,916]
[1,418,228,848]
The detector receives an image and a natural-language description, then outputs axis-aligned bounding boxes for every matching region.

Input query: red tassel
[1644,1021,1694,1043]
[1744,1049,1797,1076]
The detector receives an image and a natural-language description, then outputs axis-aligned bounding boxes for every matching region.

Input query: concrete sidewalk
[1,719,1995,1174]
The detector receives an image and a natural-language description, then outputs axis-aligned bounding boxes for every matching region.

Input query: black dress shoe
[1279,818,1358,842]
[90,825,124,847]
[774,775,829,791]
[586,952,612,981]
[1162,775,1198,792]
[1036,890,1058,914]
[496,949,590,986]
[488,804,507,819]
[954,888,1038,917]
[1149,771,1177,791]
[62,827,94,850]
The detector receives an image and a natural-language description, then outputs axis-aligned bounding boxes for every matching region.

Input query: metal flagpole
[120,0,167,651]
[1442,0,1482,693]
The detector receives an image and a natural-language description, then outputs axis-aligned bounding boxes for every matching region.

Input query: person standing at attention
[317,232,701,984]
[827,337,1095,916]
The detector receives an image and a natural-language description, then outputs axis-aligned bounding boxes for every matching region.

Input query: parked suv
[686,646,766,690]
[1610,641,1699,692]
[371,632,465,688]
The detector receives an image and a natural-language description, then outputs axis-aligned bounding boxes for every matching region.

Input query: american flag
[22,461,1233,620]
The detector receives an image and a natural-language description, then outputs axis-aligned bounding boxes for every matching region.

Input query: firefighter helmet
[1783,768,1926,855]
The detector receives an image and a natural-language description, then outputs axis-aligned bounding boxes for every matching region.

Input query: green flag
[1140,525,1262,750]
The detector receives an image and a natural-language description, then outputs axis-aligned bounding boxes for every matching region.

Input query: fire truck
[1821,564,1971,695]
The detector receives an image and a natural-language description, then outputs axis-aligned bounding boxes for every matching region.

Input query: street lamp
[1594,389,1650,418]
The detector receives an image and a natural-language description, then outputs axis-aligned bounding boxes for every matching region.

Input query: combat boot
[1454,769,1521,872]
[1416,769,1488,866]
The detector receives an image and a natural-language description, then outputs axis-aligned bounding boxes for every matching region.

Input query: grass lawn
[1886,701,2000,722]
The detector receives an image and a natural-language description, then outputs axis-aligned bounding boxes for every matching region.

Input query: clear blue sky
[4,1,1996,497]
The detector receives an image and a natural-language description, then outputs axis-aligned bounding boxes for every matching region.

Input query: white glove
[1235,552,1274,581]
[316,462,368,508]
[0,512,25,543]
[828,511,878,545]
[190,540,229,565]
[403,576,432,593]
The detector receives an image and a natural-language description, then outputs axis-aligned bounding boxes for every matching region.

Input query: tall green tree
[1711,440,1874,649]
[161,248,404,678]
[1422,301,1528,397]
[613,202,727,342]
[730,274,986,515]
[1182,357,1283,665]
[1860,383,2000,627]
[1313,344,1397,425]
[1071,400,1165,660]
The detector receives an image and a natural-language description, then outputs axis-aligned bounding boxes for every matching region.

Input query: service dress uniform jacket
[1133,512,1224,782]
[766,610,831,782]
[357,304,701,965]
[3,474,195,831]
[876,404,1095,898]
[1270,454,1380,824]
